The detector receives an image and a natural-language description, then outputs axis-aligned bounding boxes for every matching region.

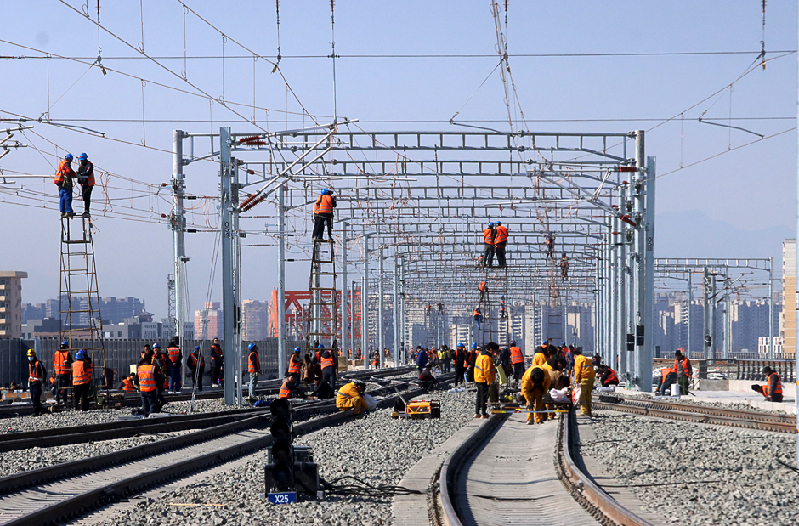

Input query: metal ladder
[306,238,338,358]
[59,216,107,388]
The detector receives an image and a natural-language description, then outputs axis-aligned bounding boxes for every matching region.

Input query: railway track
[594,395,796,434]
[0,366,414,419]
[0,370,439,526]
[435,410,654,526]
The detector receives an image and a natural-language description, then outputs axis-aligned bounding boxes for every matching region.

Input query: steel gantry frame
[170,125,658,397]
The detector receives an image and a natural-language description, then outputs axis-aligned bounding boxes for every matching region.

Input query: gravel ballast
[584,412,799,526]
[93,389,476,526]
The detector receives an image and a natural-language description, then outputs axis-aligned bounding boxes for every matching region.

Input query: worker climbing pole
[307,188,338,374]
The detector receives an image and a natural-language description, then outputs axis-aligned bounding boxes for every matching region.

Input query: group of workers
[25,343,94,415]
[480,222,509,268]
[54,153,95,218]
[275,344,341,402]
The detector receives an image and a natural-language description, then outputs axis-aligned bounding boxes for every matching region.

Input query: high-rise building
[194,302,223,340]
[0,271,28,338]
[241,299,268,341]
[781,239,795,357]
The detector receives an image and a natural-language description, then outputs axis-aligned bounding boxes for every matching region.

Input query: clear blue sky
[1,1,796,319]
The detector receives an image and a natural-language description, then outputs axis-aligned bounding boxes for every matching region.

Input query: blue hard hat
[496,221,501,225]
[78,153,88,161]
[65,153,73,161]
[541,341,548,346]
[510,341,517,345]
[318,344,324,349]
[293,347,300,353]
[60,340,69,347]
[248,343,257,350]
[76,349,86,360]
[320,189,326,195]
[471,342,477,349]
[457,342,464,347]
[194,346,200,351]
[562,342,567,346]
[153,343,160,349]
[488,222,494,226]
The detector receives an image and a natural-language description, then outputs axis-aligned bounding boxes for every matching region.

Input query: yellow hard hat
[26,349,36,357]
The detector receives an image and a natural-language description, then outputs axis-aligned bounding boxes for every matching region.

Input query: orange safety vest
[673,358,692,378]
[54,160,74,186]
[279,378,292,399]
[479,281,487,292]
[189,353,205,368]
[54,350,71,375]
[168,346,181,365]
[248,351,260,373]
[314,194,333,215]
[483,228,495,245]
[288,356,301,374]
[767,372,783,396]
[138,364,157,392]
[122,377,135,392]
[606,369,619,383]
[473,309,480,317]
[510,347,524,365]
[72,360,92,386]
[320,354,334,370]
[495,225,508,244]
[29,360,44,384]
[660,368,674,382]
[77,160,94,186]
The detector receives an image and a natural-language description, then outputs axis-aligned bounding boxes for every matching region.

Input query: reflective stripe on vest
[607,370,619,383]
[54,351,70,375]
[122,378,135,392]
[248,352,259,373]
[768,372,783,395]
[279,379,292,399]
[674,358,691,377]
[288,358,301,374]
[314,195,333,214]
[72,361,91,385]
[29,361,43,383]
[495,226,508,244]
[54,160,72,185]
[168,347,181,364]
[321,356,334,369]
[78,161,94,186]
[138,364,157,392]
[483,228,494,245]
[510,347,524,365]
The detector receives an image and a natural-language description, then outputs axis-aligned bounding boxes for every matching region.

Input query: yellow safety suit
[541,363,561,420]
[532,351,547,366]
[521,365,551,423]
[473,354,496,384]
[336,382,368,415]
[574,354,595,416]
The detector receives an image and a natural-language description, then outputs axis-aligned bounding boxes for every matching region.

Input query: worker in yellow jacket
[473,346,496,418]
[573,348,595,416]
[521,364,551,424]
[336,381,368,416]
[532,341,548,366]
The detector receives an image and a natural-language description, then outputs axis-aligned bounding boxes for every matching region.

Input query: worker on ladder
[312,189,337,240]
[54,153,76,219]
[560,253,569,281]
[76,153,94,217]
[494,221,508,268]
[473,307,483,329]
[545,233,555,258]
[481,222,496,267]
[478,280,488,303]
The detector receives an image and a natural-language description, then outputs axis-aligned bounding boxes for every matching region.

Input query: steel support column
[341,222,348,364]
[378,246,384,368]
[768,257,774,359]
[172,130,187,386]
[393,254,400,367]
[277,183,287,381]
[640,155,655,392]
[220,127,239,405]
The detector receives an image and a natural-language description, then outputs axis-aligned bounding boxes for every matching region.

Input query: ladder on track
[59,216,107,388]
[306,238,338,360]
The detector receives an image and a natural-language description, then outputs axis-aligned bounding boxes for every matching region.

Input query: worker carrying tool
[478,280,488,302]
[751,366,783,402]
[545,233,555,258]
[560,253,569,281]
[76,152,94,217]
[481,222,496,267]
[336,381,368,416]
[494,221,508,268]
[27,349,46,416]
[312,189,337,240]
[54,153,76,219]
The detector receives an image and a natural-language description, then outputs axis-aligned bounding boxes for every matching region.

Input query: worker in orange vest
[71,349,93,411]
[188,346,205,392]
[494,221,508,268]
[478,280,488,302]
[279,375,295,399]
[751,366,784,402]
[119,374,135,394]
[53,340,73,406]
[76,152,94,217]
[673,349,692,395]
[312,189,337,240]
[166,338,183,392]
[210,337,224,387]
[135,349,163,416]
[248,343,261,398]
[509,341,525,382]
[288,347,302,380]
[598,365,619,387]
[481,222,496,267]
[54,153,76,218]
[473,307,483,329]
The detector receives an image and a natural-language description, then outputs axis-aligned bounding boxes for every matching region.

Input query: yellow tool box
[392,399,441,419]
